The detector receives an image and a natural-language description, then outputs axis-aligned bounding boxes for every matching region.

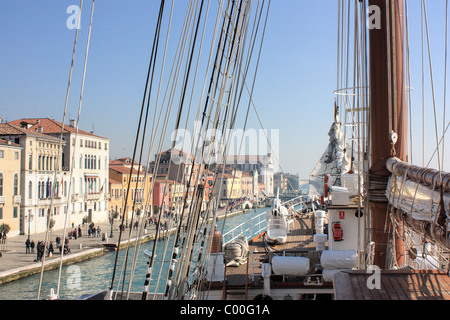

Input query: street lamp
[28,210,31,241]
[110,211,118,238]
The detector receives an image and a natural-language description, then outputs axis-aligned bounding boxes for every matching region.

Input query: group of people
[87,222,101,238]
[25,236,71,261]
[67,223,102,240]
[25,239,54,262]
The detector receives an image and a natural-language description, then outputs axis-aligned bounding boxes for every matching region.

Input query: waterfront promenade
[0,207,255,285]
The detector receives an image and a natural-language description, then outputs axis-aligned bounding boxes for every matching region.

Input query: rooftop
[0,123,61,141]
[9,118,108,140]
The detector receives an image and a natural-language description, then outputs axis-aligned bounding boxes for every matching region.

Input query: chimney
[69,119,76,127]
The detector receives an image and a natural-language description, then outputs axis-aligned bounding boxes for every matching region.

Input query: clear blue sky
[0,0,449,178]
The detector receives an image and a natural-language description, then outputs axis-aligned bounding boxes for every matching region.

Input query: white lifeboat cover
[320,250,358,269]
[272,256,309,276]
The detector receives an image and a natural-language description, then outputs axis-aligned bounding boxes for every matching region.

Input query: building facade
[108,178,123,217]
[225,154,274,196]
[0,123,68,236]
[10,118,110,227]
[0,139,22,237]
[109,163,152,225]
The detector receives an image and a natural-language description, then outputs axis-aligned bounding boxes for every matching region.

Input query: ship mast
[368,0,407,268]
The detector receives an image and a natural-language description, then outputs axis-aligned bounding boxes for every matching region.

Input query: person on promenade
[47,242,54,257]
[25,238,30,253]
[78,226,82,237]
[35,241,42,262]
[97,226,101,237]
[55,236,60,249]
[30,240,35,253]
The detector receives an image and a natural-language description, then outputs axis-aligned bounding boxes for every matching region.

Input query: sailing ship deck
[204,212,334,299]
[225,213,317,285]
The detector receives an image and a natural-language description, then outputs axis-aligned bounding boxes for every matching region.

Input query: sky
[0,0,449,178]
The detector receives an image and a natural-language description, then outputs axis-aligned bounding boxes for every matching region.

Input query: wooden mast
[368,0,407,268]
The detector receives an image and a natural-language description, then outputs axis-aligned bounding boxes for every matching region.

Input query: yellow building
[169,180,185,215]
[108,178,123,216]
[218,171,242,200]
[109,163,152,226]
[0,139,22,237]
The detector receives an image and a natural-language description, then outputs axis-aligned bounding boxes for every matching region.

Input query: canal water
[0,206,278,300]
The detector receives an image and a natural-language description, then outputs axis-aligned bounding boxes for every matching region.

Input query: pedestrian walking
[47,242,54,257]
[55,236,60,249]
[30,240,35,253]
[25,238,30,253]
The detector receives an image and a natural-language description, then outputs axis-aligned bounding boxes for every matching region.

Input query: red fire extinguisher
[332,222,343,242]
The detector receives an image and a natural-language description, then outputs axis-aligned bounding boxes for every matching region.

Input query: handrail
[222,212,266,246]
[222,201,304,246]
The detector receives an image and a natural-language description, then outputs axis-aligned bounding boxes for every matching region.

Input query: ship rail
[222,212,266,246]
[222,200,305,245]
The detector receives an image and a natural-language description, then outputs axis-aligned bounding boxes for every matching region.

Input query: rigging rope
[36,0,88,300]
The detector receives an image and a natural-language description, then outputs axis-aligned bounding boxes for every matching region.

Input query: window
[13,207,17,218]
[14,173,18,196]
[0,208,2,219]
[15,152,19,160]
[0,150,3,158]
[28,181,32,199]
[0,173,2,196]
[29,155,32,170]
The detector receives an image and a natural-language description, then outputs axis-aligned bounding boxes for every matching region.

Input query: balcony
[71,194,80,202]
[85,193,102,201]
[13,195,22,204]
[0,196,6,204]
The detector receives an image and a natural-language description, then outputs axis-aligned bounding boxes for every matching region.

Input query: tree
[48,218,55,239]
[0,223,11,251]
[0,223,11,235]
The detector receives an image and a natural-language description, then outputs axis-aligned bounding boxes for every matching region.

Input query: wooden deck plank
[334,270,450,300]
[349,273,365,300]
[380,273,396,300]
[333,271,356,300]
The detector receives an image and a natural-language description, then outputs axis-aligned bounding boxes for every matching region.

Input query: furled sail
[308,108,350,196]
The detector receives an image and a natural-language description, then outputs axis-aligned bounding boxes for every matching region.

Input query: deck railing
[222,212,267,246]
[221,200,305,246]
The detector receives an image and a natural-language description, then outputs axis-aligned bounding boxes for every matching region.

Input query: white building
[10,118,110,228]
[0,123,68,235]
[225,153,274,196]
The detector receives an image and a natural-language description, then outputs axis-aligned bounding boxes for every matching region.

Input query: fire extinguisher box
[329,186,350,206]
